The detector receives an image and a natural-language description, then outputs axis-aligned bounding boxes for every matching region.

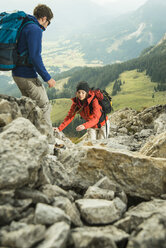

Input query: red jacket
[58,90,108,131]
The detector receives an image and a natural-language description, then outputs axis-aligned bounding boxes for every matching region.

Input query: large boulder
[57,146,166,199]
[0,117,48,190]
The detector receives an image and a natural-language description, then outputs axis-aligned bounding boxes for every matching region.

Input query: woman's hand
[54,127,60,132]
[76,125,85,131]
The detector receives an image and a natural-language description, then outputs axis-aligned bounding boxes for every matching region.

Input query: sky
[91,0,147,9]
[0,0,147,14]
[0,0,148,40]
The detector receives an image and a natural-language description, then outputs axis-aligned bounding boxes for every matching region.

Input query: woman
[54,81,110,140]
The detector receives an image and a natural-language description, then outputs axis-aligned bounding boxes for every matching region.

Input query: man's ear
[38,16,47,25]
[42,16,47,22]
[41,16,47,24]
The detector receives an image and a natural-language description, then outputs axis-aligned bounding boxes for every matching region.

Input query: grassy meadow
[106,70,166,111]
[50,98,72,125]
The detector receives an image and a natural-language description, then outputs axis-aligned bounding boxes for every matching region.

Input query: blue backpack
[0,11,34,71]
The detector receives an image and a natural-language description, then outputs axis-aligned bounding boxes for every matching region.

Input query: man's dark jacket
[12,15,51,82]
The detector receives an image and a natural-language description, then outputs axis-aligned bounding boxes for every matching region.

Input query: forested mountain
[136,34,166,91]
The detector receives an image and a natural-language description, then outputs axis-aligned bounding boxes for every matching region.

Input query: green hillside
[50,98,72,124]
[106,70,166,111]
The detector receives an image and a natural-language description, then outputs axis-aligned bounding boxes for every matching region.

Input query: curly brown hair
[33,4,53,21]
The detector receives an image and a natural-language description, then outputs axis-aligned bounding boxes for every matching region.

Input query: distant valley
[43,0,166,67]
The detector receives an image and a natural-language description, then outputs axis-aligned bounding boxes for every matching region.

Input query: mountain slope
[40,0,166,72]
[55,30,166,97]
[67,0,166,64]
[106,70,166,111]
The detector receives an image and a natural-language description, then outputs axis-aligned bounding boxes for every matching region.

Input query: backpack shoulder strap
[89,96,96,114]
[17,20,36,41]
[17,19,37,66]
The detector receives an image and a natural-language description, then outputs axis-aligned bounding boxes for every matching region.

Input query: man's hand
[76,125,85,131]
[47,78,56,88]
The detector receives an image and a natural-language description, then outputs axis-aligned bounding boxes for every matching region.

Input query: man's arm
[26,24,56,87]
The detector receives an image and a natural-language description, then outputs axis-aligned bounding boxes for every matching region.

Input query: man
[12,4,56,143]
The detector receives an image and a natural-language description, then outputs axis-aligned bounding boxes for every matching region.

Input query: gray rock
[118,127,128,134]
[115,198,166,233]
[53,196,83,227]
[19,209,35,225]
[36,222,70,248]
[15,188,51,204]
[0,117,48,190]
[127,213,166,248]
[0,190,15,205]
[0,199,32,226]
[0,95,48,136]
[110,123,118,132]
[154,113,166,134]
[0,205,19,226]
[54,131,74,148]
[77,136,130,151]
[40,184,72,200]
[0,113,12,126]
[94,177,128,204]
[70,225,129,248]
[0,222,45,248]
[76,198,126,225]
[40,155,71,188]
[38,155,57,186]
[140,131,166,158]
[139,129,153,138]
[35,203,71,225]
[94,176,118,191]
[84,186,115,201]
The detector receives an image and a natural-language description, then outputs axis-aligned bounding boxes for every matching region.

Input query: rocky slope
[0,94,166,248]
